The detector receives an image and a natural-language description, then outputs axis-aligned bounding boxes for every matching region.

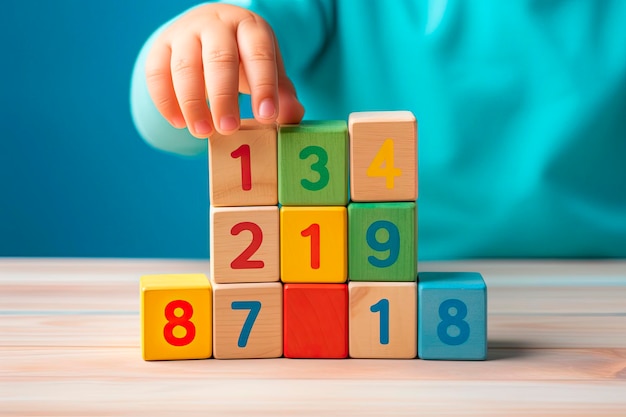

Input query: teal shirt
[131,0,626,259]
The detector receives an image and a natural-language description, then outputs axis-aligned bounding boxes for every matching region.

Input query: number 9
[366,220,400,268]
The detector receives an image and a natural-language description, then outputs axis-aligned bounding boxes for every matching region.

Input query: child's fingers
[145,43,186,129]
[274,39,305,124]
[170,36,214,138]
[201,25,241,135]
[237,16,279,123]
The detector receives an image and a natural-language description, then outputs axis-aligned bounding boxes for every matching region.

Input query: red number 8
[163,300,195,346]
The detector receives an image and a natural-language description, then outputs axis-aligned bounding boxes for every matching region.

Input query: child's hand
[145,3,305,138]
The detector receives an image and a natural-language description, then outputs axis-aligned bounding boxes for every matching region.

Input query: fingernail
[259,99,276,119]
[219,116,238,132]
[193,120,213,136]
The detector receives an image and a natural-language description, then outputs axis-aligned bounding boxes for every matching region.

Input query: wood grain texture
[348,111,417,202]
[212,281,282,359]
[210,206,279,283]
[348,282,417,358]
[1,258,626,415]
[208,119,277,207]
[278,121,348,206]
[348,202,417,282]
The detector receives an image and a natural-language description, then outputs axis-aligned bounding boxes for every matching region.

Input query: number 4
[366,139,402,189]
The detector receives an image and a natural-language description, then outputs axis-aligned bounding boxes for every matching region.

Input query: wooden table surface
[1,258,625,416]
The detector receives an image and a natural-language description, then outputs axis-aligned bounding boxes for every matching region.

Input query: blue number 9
[366,220,400,268]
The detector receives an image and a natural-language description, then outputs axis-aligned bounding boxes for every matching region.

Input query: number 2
[230,222,264,269]
[231,301,262,348]
[367,139,402,189]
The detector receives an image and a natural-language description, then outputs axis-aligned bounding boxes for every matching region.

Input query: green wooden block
[348,202,417,282]
[418,272,487,360]
[278,121,348,206]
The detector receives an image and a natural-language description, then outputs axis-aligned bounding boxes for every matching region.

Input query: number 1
[370,298,389,345]
[231,144,252,191]
[301,223,321,269]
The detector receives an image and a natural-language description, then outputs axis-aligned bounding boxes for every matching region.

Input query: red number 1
[231,144,252,191]
[301,223,320,269]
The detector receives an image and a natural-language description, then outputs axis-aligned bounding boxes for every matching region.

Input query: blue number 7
[231,301,262,348]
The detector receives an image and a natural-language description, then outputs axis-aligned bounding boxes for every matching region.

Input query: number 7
[231,301,262,348]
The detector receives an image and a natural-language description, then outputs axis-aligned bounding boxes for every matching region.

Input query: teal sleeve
[129,5,207,157]
[129,0,334,156]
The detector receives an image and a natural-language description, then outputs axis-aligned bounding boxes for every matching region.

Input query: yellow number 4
[366,139,402,189]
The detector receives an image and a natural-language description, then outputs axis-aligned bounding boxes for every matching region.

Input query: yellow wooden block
[349,281,417,359]
[210,206,279,284]
[209,119,277,207]
[212,280,283,359]
[140,274,212,361]
[349,111,417,202]
[280,206,347,283]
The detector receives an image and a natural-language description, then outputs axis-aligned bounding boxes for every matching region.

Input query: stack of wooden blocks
[140,111,487,361]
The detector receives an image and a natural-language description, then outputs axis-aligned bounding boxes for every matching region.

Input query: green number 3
[299,145,329,191]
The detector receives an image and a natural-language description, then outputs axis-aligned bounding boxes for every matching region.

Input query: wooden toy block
[348,282,417,359]
[348,202,417,282]
[140,274,212,361]
[278,121,348,206]
[210,206,279,284]
[209,119,277,207]
[212,280,282,359]
[283,283,348,358]
[348,111,417,202]
[418,272,487,360]
[280,206,347,283]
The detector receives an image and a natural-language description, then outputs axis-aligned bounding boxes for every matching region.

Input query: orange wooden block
[349,111,417,202]
[212,280,283,359]
[283,283,348,358]
[209,119,277,207]
[210,206,279,284]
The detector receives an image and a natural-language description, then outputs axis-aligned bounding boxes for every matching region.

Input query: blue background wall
[1,0,218,258]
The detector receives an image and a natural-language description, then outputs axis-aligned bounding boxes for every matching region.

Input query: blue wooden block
[418,272,487,360]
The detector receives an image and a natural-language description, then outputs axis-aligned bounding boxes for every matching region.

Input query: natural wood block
[348,282,417,359]
[278,121,348,206]
[209,119,277,207]
[210,206,279,284]
[212,280,282,359]
[348,202,417,282]
[140,274,212,361]
[280,206,347,283]
[418,272,487,360]
[283,283,348,358]
[349,111,417,202]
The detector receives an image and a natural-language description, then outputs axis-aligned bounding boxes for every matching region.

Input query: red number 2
[301,223,321,269]
[230,222,265,269]
[163,300,195,346]
[231,144,252,191]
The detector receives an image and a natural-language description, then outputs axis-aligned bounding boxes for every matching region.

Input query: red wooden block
[283,283,348,359]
